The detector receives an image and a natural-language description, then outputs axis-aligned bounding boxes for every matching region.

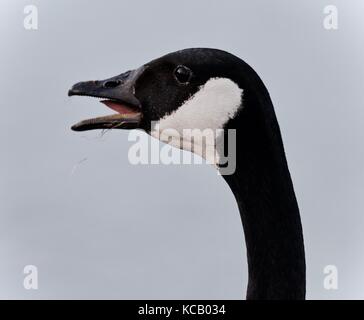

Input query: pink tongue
[101,100,136,114]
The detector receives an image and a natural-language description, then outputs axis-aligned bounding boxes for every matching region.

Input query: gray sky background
[0,0,363,299]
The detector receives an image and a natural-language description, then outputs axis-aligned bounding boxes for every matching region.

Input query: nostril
[103,80,121,88]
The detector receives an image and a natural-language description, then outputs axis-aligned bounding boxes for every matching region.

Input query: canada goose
[68,48,305,300]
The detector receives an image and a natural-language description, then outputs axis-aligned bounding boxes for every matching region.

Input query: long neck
[222,90,306,300]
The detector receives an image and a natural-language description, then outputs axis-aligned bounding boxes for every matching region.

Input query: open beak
[68,66,145,131]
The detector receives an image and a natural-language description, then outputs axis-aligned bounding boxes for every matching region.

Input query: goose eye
[174,65,192,84]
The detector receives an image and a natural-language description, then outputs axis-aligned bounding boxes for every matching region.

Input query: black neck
[221,89,305,300]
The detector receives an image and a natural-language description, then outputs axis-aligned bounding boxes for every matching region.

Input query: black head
[68,48,269,132]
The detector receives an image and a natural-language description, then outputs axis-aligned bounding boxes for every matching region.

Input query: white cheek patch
[156,78,243,132]
[151,77,243,163]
